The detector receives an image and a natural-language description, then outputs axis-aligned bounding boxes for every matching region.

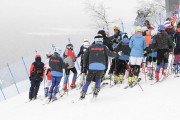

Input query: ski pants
[114,60,129,75]
[82,70,104,92]
[156,49,169,72]
[64,67,77,84]
[29,76,42,99]
[49,76,62,93]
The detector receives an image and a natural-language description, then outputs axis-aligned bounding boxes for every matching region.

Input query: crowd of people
[28,18,180,101]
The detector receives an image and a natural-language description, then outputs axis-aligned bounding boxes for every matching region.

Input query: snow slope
[0,74,180,120]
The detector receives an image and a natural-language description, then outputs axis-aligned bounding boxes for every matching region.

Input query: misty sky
[0,0,138,67]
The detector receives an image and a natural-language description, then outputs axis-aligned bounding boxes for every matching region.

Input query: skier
[151,25,175,81]
[164,18,175,40]
[48,47,65,101]
[143,20,154,31]
[29,54,45,100]
[173,22,180,76]
[77,39,90,87]
[114,34,130,84]
[63,44,78,91]
[80,34,121,99]
[128,26,146,86]
[44,52,53,97]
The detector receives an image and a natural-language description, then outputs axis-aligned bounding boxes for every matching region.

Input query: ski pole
[121,21,125,33]
[137,82,144,91]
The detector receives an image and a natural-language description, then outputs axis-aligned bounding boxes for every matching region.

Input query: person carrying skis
[77,39,90,87]
[128,26,146,86]
[152,25,175,81]
[114,34,131,84]
[173,22,180,76]
[29,54,45,100]
[44,52,53,97]
[80,34,121,99]
[63,44,78,90]
[48,47,65,101]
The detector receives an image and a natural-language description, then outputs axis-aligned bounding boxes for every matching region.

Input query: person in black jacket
[29,54,45,100]
[77,39,90,87]
[152,25,175,81]
[48,48,65,101]
[80,34,121,99]
[173,22,180,75]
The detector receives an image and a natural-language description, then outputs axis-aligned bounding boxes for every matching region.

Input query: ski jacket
[152,32,175,52]
[114,38,130,60]
[83,42,119,70]
[165,26,175,40]
[173,28,180,49]
[49,55,64,77]
[129,33,146,57]
[143,30,152,47]
[63,49,76,69]
[77,45,88,66]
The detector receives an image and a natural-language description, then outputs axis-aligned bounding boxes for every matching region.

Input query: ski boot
[119,74,124,84]
[114,75,119,85]
[70,80,76,89]
[155,71,159,81]
[93,88,100,98]
[44,87,49,97]
[128,77,133,86]
[162,69,167,77]
[63,84,68,91]
[80,91,86,100]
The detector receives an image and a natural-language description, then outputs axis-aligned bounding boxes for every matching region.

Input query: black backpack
[32,62,44,77]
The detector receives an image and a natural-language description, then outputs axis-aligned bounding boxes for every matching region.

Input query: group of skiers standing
[28,17,180,101]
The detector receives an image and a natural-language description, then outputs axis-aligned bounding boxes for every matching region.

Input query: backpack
[32,62,44,77]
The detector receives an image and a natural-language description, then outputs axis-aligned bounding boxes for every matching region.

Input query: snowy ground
[0,73,180,120]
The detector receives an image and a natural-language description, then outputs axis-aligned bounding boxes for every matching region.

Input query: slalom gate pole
[7,63,20,94]
[0,80,6,100]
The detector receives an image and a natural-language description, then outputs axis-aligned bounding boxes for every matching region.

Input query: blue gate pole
[0,81,6,100]
[22,57,29,77]
[7,63,20,94]
[121,21,125,33]
[68,38,81,70]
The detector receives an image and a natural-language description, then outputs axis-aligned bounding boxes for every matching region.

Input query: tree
[84,0,116,33]
[134,0,166,27]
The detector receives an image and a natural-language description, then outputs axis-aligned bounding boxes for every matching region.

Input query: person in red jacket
[29,54,45,100]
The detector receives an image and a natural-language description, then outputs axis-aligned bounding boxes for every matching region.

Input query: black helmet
[66,44,73,49]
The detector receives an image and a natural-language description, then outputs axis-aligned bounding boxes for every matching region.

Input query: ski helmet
[135,26,142,32]
[54,47,61,54]
[83,38,90,48]
[66,44,73,49]
[142,26,148,32]
[94,34,103,42]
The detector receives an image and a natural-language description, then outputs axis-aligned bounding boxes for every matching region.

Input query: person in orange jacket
[29,54,45,100]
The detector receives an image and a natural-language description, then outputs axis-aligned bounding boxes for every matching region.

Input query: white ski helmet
[54,47,61,55]
[142,26,148,32]
[94,34,103,42]
[83,38,90,48]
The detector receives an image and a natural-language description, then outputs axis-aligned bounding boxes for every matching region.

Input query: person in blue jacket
[128,26,146,86]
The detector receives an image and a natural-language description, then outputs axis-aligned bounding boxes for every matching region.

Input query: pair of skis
[124,78,143,91]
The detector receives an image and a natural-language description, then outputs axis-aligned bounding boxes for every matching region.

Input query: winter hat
[46,52,53,58]
[54,47,61,54]
[35,54,41,62]
[164,21,172,28]
[142,26,148,32]
[144,20,150,25]
[135,26,142,32]
[97,30,106,38]
[94,34,103,42]
[158,25,165,31]
[35,54,41,59]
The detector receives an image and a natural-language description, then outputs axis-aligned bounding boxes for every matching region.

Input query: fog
[0,0,138,68]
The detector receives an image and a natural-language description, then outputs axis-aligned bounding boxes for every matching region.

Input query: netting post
[0,80,6,100]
